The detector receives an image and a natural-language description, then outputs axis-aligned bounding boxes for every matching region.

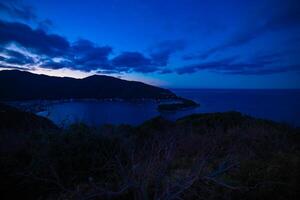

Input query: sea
[35,89,300,127]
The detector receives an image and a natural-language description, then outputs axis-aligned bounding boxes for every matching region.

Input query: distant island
[158,98,199,112]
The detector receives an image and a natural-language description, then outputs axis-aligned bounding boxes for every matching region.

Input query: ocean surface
[36,89,300,127]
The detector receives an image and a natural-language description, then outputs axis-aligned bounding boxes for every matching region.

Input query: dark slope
[0,70,176,100]
[0,103,57,131]
[0,110,299,199]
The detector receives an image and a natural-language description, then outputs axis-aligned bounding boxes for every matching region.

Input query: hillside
[0,107,299,200]
[0,103,57,131]
[0,70,176,100]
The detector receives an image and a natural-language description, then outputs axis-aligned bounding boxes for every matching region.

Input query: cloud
[186,0,300,60]
[0,0,54,33]
[69,39,112,71]
[0,48,34,65]
[0,63,32,70]
[227,65,300,75]
[110,40,186,74]
[41,46,159,73]
[109,40,186,73]
[111,52,153,72]
[0,21,112,72]
[40,59,71,70]
[176,55,300,75]
[149,40,186,66]
[0,20,70,56]
[0,17,184,74]
[0,0,36,21]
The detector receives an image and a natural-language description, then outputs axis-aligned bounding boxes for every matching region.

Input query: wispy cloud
[177,54,300,75]
[184,0,300,60]
[0,48,34,65]
[0,0,36,21]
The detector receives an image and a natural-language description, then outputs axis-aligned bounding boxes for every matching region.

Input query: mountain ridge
[0,70,177,101]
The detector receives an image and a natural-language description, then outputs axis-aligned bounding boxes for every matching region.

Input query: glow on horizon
[31,67,93,79]
[0,67,166,87]
[32,68,165,86]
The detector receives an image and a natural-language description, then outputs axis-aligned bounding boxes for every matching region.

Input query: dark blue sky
[0,0,300,88]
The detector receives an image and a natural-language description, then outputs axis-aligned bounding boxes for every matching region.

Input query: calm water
[37,89,300,127]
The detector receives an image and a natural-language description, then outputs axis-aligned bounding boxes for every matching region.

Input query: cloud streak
[177,55,300,75]
[185,0,300,60]
[0,0,36,21]
[0,48,34,65]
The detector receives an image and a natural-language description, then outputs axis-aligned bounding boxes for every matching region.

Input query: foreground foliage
[0,108,299,200]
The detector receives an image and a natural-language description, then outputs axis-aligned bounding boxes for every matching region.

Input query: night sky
[0,0,300,88]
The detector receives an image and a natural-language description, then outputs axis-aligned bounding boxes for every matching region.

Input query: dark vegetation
[158,98,199,112]
[0,103,299,200]
[0,103,57,131]
[0,70,176,100]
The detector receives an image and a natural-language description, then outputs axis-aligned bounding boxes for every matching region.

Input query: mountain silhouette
[0,70,177,100]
